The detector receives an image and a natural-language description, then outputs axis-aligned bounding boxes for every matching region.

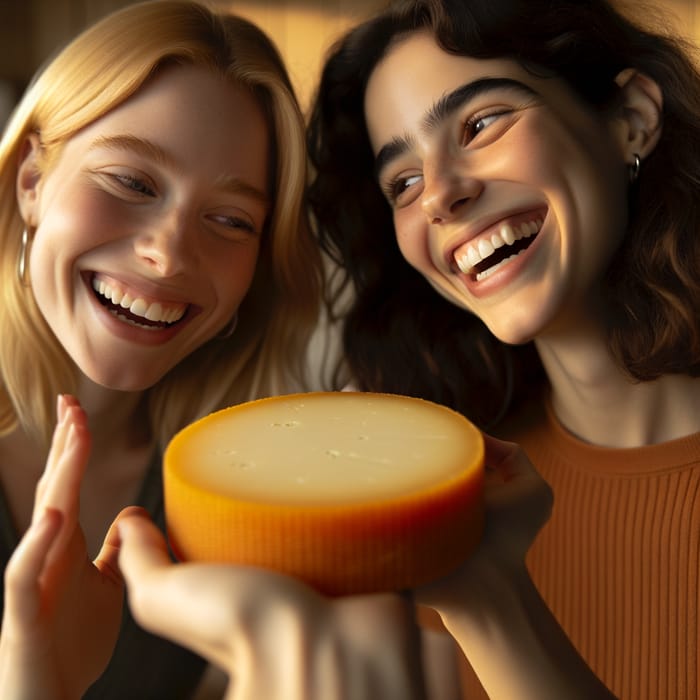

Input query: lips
[454,212,545,282]
[90,274,189,329]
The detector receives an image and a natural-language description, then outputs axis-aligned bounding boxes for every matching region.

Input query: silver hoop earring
[17,228,31,286]
[629,153,641,183]
[216,313,238,339]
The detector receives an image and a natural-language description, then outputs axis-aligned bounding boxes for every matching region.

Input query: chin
[486,320,539,347]
[82,366,170,393]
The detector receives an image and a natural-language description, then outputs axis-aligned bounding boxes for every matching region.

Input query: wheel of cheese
[164,391,484,596]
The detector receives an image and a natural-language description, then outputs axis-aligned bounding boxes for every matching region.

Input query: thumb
[94,506,151,585]
[116,510,172,587]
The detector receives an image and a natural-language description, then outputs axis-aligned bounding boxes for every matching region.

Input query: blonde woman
[0,2,321,697]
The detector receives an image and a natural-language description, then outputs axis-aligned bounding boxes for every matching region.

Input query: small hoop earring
[629,153,641,183]
[17,228,31,287]
[216,313,238,339]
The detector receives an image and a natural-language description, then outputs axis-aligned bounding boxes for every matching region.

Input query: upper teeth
[92,277,186,324]
[456,218,542,275]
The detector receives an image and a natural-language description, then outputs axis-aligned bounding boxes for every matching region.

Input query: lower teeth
[109,308,163,330]
[475,251,523,281]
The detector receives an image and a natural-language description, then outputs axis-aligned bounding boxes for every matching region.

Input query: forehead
[364,31,540,152]
[61,64,270,185]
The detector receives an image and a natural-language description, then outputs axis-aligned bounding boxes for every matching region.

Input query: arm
[118,511,431,700]
[0,395,129,700]
[416,436,615,699]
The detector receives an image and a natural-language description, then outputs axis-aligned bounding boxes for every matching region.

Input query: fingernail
[57,394,65,421]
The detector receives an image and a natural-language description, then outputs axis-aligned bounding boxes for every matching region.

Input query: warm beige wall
[655,0,700,36]
[229,0,700,115]
[218,0,383,113]
[1,0,700,119]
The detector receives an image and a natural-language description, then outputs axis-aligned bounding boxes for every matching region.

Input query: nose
[421,157,483,225]
[133,212,195,277]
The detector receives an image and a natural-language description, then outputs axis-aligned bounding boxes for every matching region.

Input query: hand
[0,395,133,700]
[118,512,428,700]
[417,434,553,613]
[415,436,614,699]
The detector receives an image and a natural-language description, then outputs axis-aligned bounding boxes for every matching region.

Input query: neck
[73,376,152,455]
[534,318,700,448]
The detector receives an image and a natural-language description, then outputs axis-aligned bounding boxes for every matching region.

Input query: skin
[0,63,271,698]
[4,400,431,699]
[364,31,700,450]
[4,64,269,559]
[0,395,133,699]
[364,31,631,347]
[17,64,268,393]
[0,61,438,700]
[5,31,696,700]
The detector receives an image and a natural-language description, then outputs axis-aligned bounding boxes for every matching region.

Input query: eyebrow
[90,134,176,168]
[214,173,270,208]
[373,77,539,178]
[90,134,269,207]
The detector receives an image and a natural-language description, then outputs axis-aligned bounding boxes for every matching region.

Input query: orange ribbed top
[456,400,700,699]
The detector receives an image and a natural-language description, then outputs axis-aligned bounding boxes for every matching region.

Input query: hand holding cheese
[163,392,485,595]
[118,511,429,700]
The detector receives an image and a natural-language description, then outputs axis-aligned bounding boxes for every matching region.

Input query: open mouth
[455,214,544,282]
[90,275,189,330]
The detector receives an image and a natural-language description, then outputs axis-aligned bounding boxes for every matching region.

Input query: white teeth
[456,217,543,276]
[467,247,481,268]
[91,277,186,325]
[478,238,495,258]
[129,298,148,317]
[501,224,516,245]
[476,254,519,282]
[145,303,163,322]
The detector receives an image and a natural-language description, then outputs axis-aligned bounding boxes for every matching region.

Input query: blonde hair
[0,0,321,448]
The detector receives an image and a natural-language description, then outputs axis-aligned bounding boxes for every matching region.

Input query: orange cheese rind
[164,391,484,596]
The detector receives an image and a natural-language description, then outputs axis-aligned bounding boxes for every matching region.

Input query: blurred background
[1,0,699,128]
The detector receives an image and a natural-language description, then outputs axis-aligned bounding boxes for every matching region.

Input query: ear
[613,68,663,160]
[16,132,44,227]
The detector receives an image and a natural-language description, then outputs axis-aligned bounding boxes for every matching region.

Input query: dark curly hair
[308,0,700,429]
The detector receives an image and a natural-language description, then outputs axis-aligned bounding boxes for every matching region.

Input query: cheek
[36,188,127,256]
[394,211,431,272]
[213,246,260,307]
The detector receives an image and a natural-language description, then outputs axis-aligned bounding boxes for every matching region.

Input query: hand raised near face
[118,511,429,700]
[0,395,136,700]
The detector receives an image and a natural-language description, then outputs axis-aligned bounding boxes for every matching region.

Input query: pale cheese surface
[173,393,479,504]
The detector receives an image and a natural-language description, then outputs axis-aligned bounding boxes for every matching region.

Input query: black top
[0,453,207,700]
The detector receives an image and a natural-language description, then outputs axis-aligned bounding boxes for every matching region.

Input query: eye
[208,212,261,239]
[383,173,423,207]
[462,110,512,146]
[111,172,156,197]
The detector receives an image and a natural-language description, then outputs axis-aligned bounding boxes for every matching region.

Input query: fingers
[118,513,238,666]
[483,433,534,481]
[93,506,149,586]
[117,513,185,628]
[4,508,63,635]
[33,395,91,526]
[482,434,553,518]
[117,511,173,581]
[119,514,428,699]
[119,513,314,667]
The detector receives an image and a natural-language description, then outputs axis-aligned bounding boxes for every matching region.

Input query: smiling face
[17,64,269,391]
[364,31,630,345]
